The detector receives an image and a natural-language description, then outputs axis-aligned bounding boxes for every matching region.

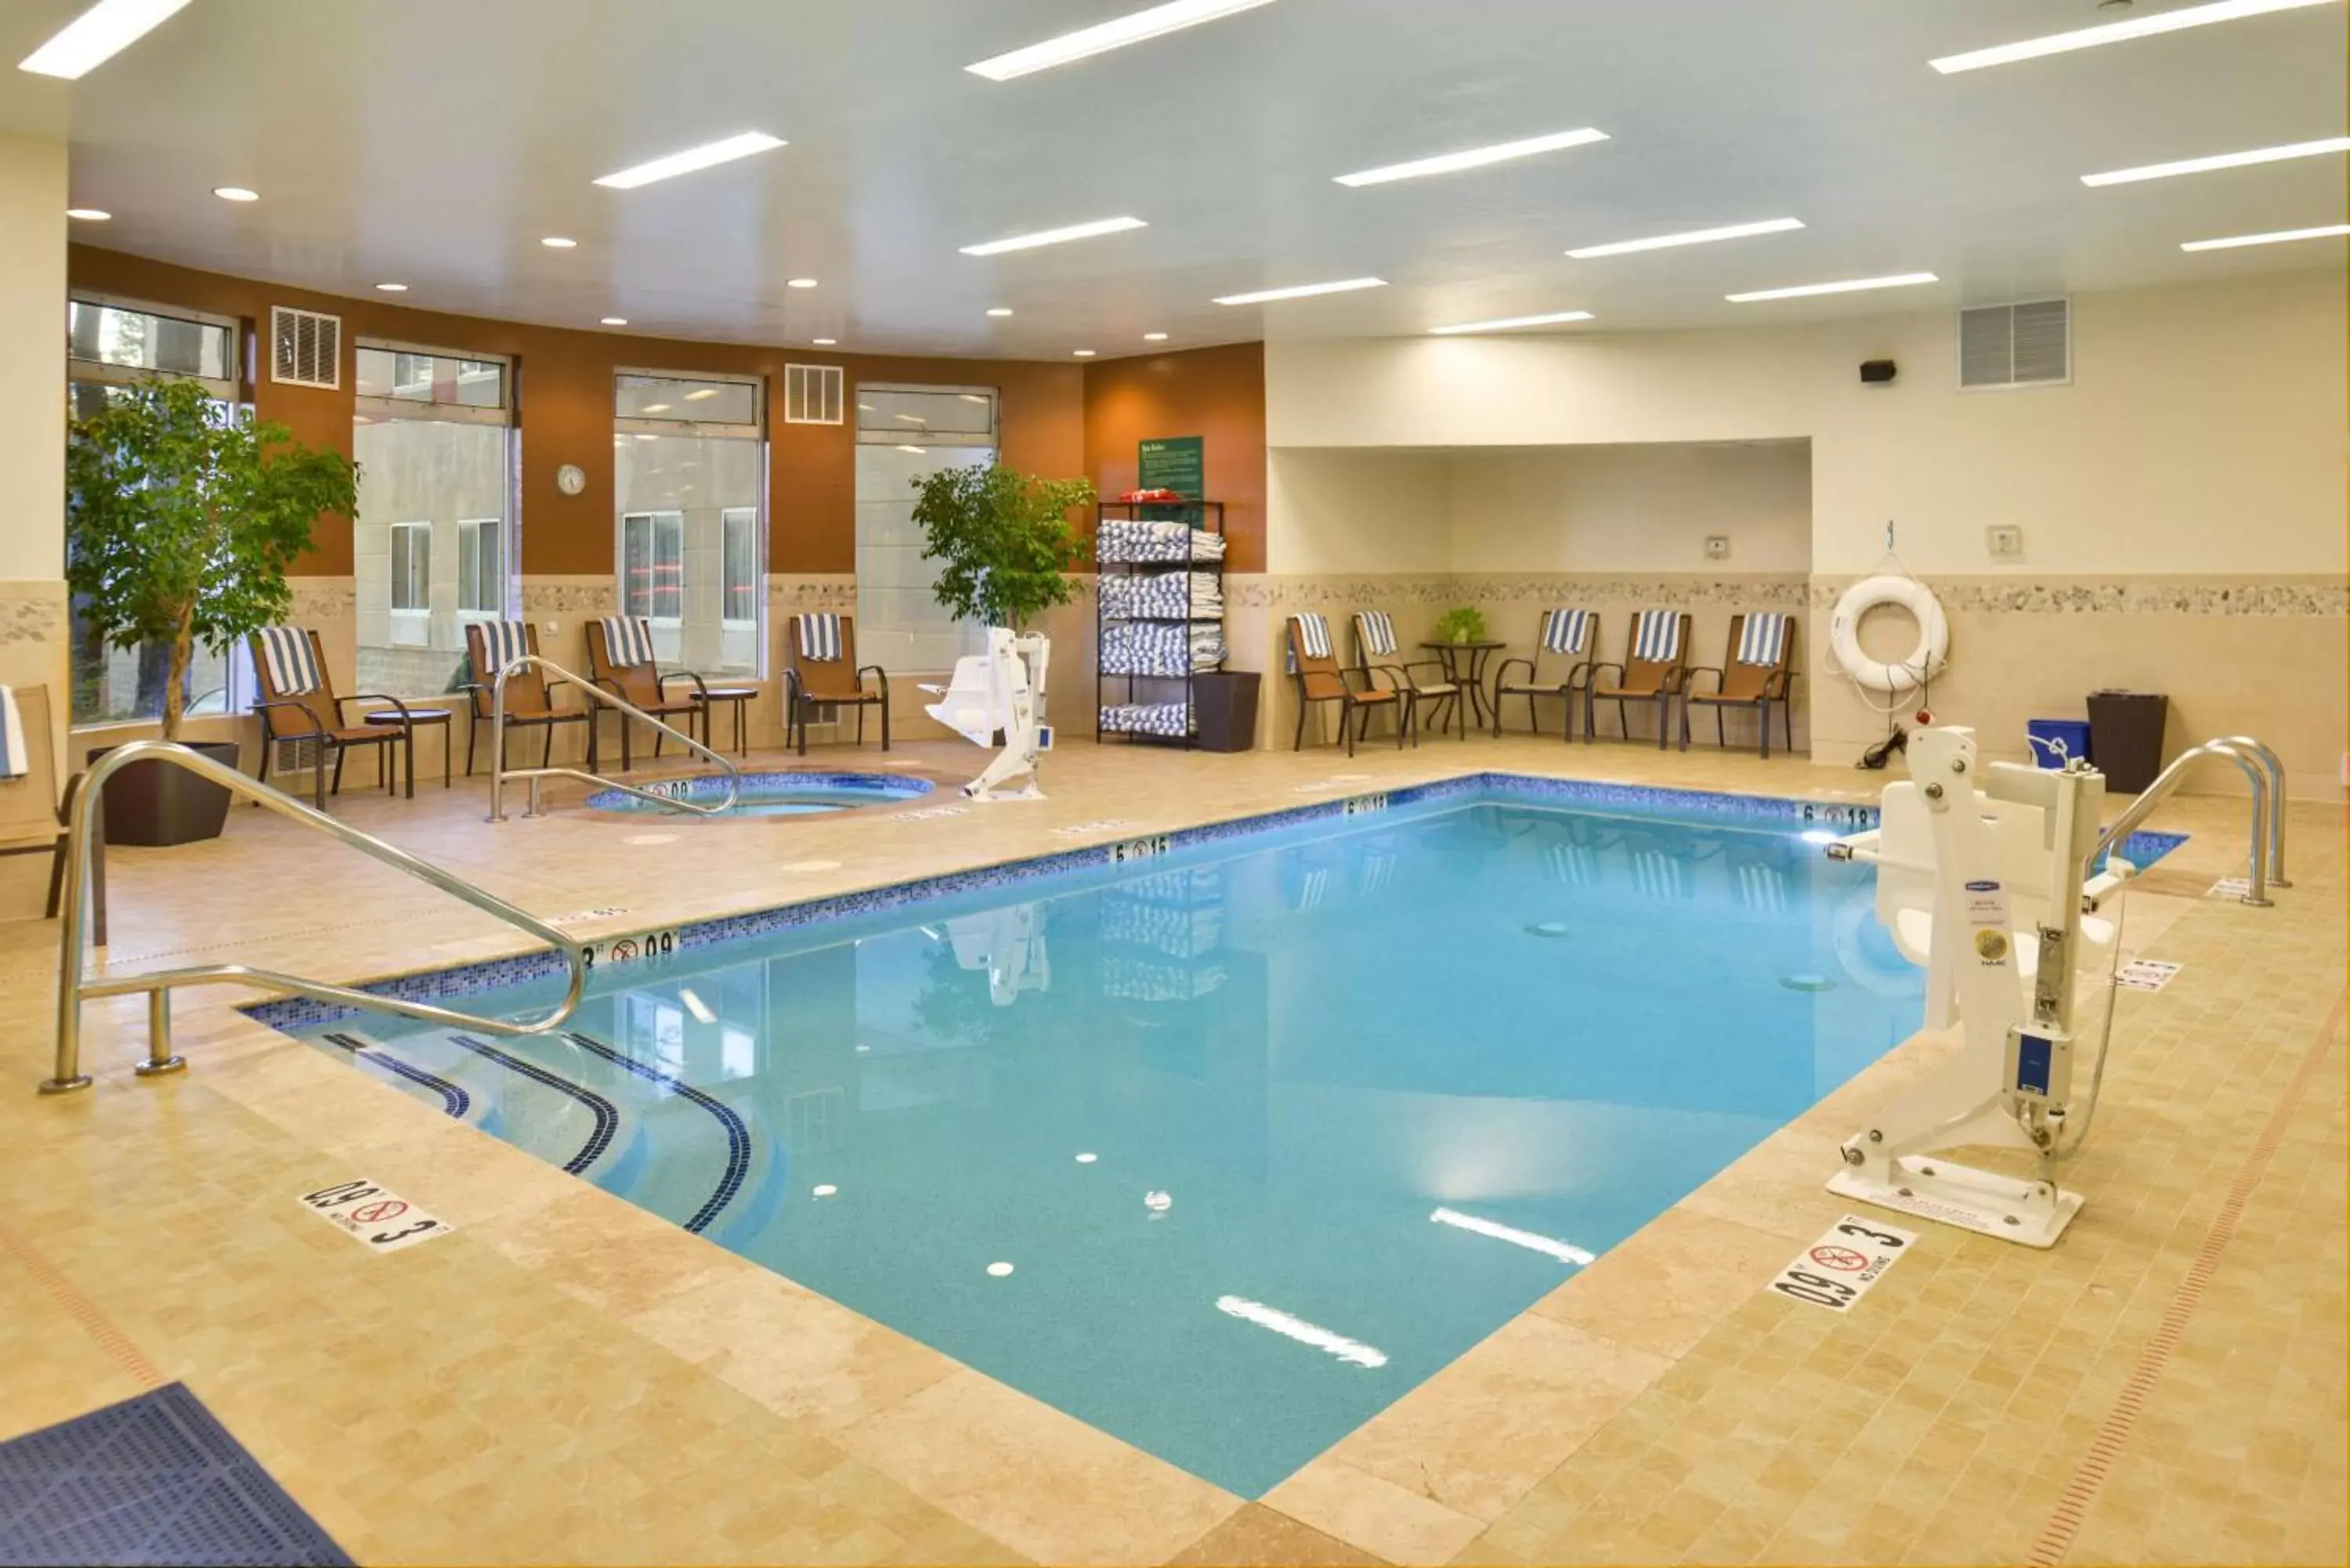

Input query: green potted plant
[910,461,1097,631]
[1435,606,1488,645]
[67,377,359,845]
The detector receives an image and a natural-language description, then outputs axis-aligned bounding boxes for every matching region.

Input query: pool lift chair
[1819,726,2136,1248]
[924,628,1052,802]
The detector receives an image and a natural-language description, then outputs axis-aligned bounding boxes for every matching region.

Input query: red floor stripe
[0,1210,166,1393]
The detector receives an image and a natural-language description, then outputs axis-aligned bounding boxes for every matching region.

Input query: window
[615,370,763,674]
[854,385,999,675]
[354,341,515,695]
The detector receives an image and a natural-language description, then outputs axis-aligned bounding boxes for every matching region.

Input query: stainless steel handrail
[487,654,742,823]
[2215,735,2289,887]
[43,742,588,1095]
[2094,739,2274,908]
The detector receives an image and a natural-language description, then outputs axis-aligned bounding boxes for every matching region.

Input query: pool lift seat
[924,628,1052,802]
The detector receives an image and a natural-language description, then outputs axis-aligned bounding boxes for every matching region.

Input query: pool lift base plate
[1828,1158,2081,1251]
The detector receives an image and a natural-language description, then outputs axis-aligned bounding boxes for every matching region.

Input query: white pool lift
[1821,725,2136,1248]
[922,628,1054,802]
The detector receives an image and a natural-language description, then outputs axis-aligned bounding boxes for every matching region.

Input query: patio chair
[784,614,889,757]
[0,685,104,945]
[1682,612,1799,759]
[250,627,410,807]
[585,615,713,771]
[1352,611,1460,742]
[461,620,594,776]
[1585,610,1692,751]
[1288,613,1404,757]
[1492,609,1597,740]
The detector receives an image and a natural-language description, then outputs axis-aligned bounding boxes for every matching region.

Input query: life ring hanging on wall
[1829,574,1949,695]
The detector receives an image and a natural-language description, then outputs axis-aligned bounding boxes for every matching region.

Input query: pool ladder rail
[486,652,741,823]
[40,741,588,1096]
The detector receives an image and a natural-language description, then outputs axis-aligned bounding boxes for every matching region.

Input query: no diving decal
[300,1179,453,1254]
[1770,1215,1918,1312]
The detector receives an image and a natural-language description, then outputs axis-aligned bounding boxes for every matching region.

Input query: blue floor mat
[0,1384,351,1567]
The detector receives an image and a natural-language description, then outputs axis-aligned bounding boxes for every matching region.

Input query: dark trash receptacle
[1194,671,1261,753]
[2088,690,2169,793]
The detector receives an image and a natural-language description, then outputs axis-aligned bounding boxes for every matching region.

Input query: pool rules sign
[1769,1215,1917,1311]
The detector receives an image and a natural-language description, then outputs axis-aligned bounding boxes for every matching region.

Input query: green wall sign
[1137,436,1206,499]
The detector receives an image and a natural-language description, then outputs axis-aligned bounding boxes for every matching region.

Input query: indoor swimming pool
[284,785,1932,1496]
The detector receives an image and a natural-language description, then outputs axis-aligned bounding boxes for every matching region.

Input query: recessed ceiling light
[1334,128,1609,187]
[1144,331,1170,341]
[642,403,671,414]
[213,186,258,203]
[600,316,628,326]
[1214,276,1387,305]
[967,0,1277,80]
[1567,218,1806,259]
[1929,0,2337,72]
[1074,349,1097,357]
[812,338,837,346]
[987,307,1014,317]
[685,388,719,400]
[2081,135,2350,186]
[18,0,191,80]
[2182,222,2350,250]
[786,277,819,289]
[960,216,1148,256]
[374,283,408,292]
[1429,309,1595,335]
[1726,272,1939,303]
[541,236,577,248]
[65,208,110,222]
[594,131,786,190]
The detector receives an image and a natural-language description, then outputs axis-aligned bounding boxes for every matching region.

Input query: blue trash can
[2027,719,2091,769]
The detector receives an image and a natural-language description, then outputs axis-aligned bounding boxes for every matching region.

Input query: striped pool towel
[256,627,322,696]
[1354,611,1399,658]
[1736,612,1790,667]
[1546,839,1597,888]
[478,620,533,674]
[601,616,657,668]
[797,614,844,662]
[1292,614,1332,661]
[1633,610,1683,663]
[1542,609,1592,656]
[1629,847,1689,900]
[1735,862,1788,912]
[0,686,24,780]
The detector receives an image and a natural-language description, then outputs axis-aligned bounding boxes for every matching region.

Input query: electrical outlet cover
[1986,525,2023,558]
[1705,535,1731,561]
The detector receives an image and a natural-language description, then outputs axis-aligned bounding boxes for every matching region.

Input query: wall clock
[556,464,587,496]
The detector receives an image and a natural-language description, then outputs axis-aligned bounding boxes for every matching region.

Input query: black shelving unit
[1094,500,1227,748]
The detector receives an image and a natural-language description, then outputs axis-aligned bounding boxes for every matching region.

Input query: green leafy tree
[910,462,1096,630]
[66,378,359,741]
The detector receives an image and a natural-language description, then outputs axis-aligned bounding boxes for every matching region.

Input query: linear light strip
[1430,1207,1596,1264]
[1336,128,1609,188]
[967,0,1278,81]
[1567,218,1805,259]
[960,216,1148,256]
[1726,272,1938,304]
[1429,310,1595,335]
[1929,0,2340,74]
[1214,1295,1387,1367]
[19,0,191,78]
[2182,223,2350,250]
[2081,135,2350,186]
[594,132,786,190]
[1213,276,1387,305]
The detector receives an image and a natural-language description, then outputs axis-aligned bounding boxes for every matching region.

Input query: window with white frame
[615,370,763,674]
[457,518,504,615]
[854,385,1000,676]
[389,522,429,615]
[621,511,685,623]
[721,508,759,626]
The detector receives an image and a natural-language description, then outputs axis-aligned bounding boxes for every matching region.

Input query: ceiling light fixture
[66,208,110,221]
[600,316,628,326]
[2081,135,2350,185]
[967,0,1277,81]
[685,388,719,400]
[1214,276,1387,305]
[812,337,837,345]
[18,0,190,80]
[987,307,1014,317]
[1430,1207,1596,1265]
[960,216,1148,256]
[1429,309,1594,335]
[1334,127,1608,187]
[786,277,819,289]
[2182,222,2350,250]
[1929,0,2338,73]
[1726,272,1939,303]
[1567,217,1805,258]
[1074,349,1097,357]
[1144,331,1170,341]
[593,131,786,190]
[374,283,408,292]
[541,236,577,248]
[213,186,258,203]
[897,445,928,454]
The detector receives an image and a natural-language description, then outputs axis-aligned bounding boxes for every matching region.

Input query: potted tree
[67,377,359,845]
[911,461,1097,634]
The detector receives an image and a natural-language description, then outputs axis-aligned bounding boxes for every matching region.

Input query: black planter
[94,740,242,847]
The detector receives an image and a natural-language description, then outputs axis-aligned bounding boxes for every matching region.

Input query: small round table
[1420,641,1507,730]
[696,688,758,755]
[363,707,454,797]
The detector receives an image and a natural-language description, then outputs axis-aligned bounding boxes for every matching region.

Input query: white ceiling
[4,0,2343,360]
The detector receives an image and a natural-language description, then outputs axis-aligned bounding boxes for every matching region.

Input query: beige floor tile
[1166,1502,1390,1566]
[1530,1206,1800,1360]
[1264,1458,1488,1566]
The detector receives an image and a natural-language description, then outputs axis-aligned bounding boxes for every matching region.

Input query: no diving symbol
[610,939,640,961]
[349,1199,407,1225]
[1809,1245,1869,1273]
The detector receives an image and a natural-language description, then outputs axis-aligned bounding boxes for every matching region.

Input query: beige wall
[1267,450,1452,575]
[1448,442,1812,576]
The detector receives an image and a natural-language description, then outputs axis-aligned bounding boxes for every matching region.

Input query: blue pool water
[293,790,1930,1497]
[586,770,934,818]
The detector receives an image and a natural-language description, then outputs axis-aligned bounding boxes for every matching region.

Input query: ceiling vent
[784,363,844,425]
[1958,298,2070,390]
[270,306,342,389]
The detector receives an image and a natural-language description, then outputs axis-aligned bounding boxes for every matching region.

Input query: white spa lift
[1821,726,2136,1248]
[922,628,1054,802]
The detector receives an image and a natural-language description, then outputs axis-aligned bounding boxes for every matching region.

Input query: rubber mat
[0,1383,351,1566]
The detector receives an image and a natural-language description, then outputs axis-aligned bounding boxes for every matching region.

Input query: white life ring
[1830,575,1948,695]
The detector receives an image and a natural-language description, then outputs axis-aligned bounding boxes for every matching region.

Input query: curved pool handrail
[2093,740,2273,907]
[488,653,742,823]
[2214,735,2287,888]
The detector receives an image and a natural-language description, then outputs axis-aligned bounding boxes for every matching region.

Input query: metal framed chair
[585,615,712,771]
[1352,610,1459,742]
[248,627,410,807]
[0,685,104,945]
[1585,610,1693,750]
[1683,612,1799,759]
[1492,609,1597,740]
[1288,613,1404,757]
[784,613,890,756]
[460,620,594,776]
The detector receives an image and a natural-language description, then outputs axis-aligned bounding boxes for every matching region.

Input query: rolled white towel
[0,686,25,781]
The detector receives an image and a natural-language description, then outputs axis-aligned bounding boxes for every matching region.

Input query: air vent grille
[784,363,844,425]
[270,306,342,389]
[1958,299,2070,389]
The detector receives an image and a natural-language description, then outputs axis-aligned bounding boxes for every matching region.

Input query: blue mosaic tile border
[584,768,934,813]
[244,772,2183,1034]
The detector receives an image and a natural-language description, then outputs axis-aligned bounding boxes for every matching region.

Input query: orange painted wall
[1081,341,1267,573]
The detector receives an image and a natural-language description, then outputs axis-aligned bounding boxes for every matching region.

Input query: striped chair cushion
[1354,610,1399,658]
[1542,609,1592,656]
[1736,612,1790,667]
[0,686,24,781]
[256,627,323,696]
[478,620,532,674]
[1292,613,1333,661]
[797,614,844,662]
[601,615,656,668]
[1633,610,1683,663]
